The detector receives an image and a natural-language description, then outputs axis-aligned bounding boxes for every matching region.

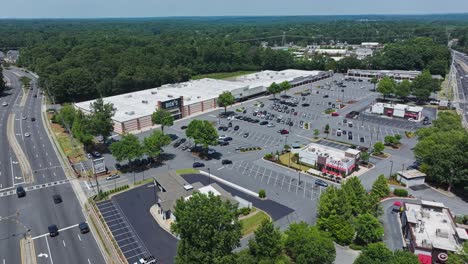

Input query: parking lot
[96,200,152,264]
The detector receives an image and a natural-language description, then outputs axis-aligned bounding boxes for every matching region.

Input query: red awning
[418,254,432,264]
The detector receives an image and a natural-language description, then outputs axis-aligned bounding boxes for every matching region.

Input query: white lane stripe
[45,236,54,264]
[32,223,81,240]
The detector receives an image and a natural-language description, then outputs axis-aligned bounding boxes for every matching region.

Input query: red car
[278,129,289,135]
[331,112,339,117]
[293,112,298,116]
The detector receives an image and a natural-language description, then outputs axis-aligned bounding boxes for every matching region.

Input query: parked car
[31,117,36,121]
[221,159,233,165]
[243,132,249,138]
[180,125,188,130]
[106,174,120,181]
[218,135,228,140]
[223,137,233,141]
[267,123,275,127]
[1,102,7,107]
[92,151,101,157]
[315,179,329,187]
[278,129,289,135]
[331,112,339,117]
[234,125,240,131]
[323,95,329,98]
[192,162,205,168]
[260,121,268,125]
[218,141,229,146]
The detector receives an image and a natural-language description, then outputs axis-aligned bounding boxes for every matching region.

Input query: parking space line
[122,245,142,255]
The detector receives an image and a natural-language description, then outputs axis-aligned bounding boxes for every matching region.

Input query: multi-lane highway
[452,50,468,125]
[0,68,105,264]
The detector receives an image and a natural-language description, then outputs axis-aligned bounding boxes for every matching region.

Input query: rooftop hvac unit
[125,111,135,115]
[142,100,148,104]
[167,95,173,98]
[151,90,157,94]
[125,94,132,98]
[197,96,201,99]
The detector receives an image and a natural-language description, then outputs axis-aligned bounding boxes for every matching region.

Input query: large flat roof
[75,69,323,122]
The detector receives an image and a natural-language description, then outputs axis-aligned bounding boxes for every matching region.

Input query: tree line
[0,17,450,103]
[376,70,441,101]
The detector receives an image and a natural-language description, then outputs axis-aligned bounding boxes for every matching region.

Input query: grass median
[240,210,270,236]
[175,168,199,175]
[49,117,86,163]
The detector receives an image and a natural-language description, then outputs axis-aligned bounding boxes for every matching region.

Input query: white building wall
[371,104,384,114]
[393,108,405,118]
[123,119,138,133]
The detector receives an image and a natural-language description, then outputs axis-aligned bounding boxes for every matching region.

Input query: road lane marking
[32,223,81,240]
[45,236,54,264]
[62,240,66,247]
[77,234,81,241]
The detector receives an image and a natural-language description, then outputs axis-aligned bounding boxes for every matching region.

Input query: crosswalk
[0,179,70,197]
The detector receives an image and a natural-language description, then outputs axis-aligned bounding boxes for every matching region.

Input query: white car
[267,123,275,127]
[24,133,30,137]
[2,102,8,107]
[218,135,227,140]
[408,118,417,122]
[21,116,27,120]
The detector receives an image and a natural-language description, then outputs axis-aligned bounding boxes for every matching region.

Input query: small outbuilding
[397,169,426,187]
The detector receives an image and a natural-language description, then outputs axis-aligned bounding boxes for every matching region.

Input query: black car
[218,141,229,146]
[180,125,188,130]
[234,125,239,131]
[260,121,268,125]
[301,103,310,107]
[16,186,26,198]
[360,137,365,142]
[323,95,329,98]
[192,162,205,168]
[78,222,90,234]
[252,119,260,123]
[243,132,249,138]
[223,137,233,141]
[218,126,225,131]
[221,159,233,165]
[31,117,36,122]
[222,126,228,131]
[48,224,59,237]
[53,194,63,204]
[315,179,329,187]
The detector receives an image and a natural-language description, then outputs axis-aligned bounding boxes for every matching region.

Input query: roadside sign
[92,158,106,174]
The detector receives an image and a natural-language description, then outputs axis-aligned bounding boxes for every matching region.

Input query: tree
[355,213,384,245]
[56,104,77,129]
[360,151,370,164]
[372,174,390,198]
[267,82,282,99]
[109,133,143,163]
[171,192,241,264]
[279,81,292,94]
[19,76,31,88]
[151,109,174,134]
[0,67,6,95]
[185,119,219,149]
[394,80,412,99]
[447,241,468,264]
[217,91,236,113]
[390,251,420,264]
[341,177,371,216]
[71,110,93,147]
[376,77,396,99]
[314,129,320,138]
[412,70,439,102]
[370,77,378,91]
[89,98,116,141]
[143,130,171,160]
[353,243,393,264]
[284,222,335,264]
[373,142,384,154]
[248,220,283,262]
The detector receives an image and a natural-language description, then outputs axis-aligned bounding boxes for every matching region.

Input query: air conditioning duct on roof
[142,100,148,104]
[125,111,135,115]
[151,91,157,94]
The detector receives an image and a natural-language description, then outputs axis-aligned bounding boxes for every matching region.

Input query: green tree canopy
[89,98,116,140]
[71,110,93,146]
[109,133,143,163]
[248,220,283,262]
[143,130,171,160]
[341,177,370,216]
[284,222,336,264]
[185,119,219,149]
[279,81,292,94]
[412,70,440,101]
[373,142,385,154]
[394,80,412,98]
[0,67,6,95]
[389,251,420,264]
[267,82,282,98]
[377,77,396,98]
[353,243,393,264]
[217,91,236,113]
[372,174,390,198]
[355,213,384,245]
[151,109,174,134]
[447,241,468,264]
[171,192,241,264]
[56,104,76,128]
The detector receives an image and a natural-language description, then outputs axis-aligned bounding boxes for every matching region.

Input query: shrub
[264,153,273,160]
[349,243,364,250]
[239,207,251,216]
[259,189,266,198]
[394,189,408,197]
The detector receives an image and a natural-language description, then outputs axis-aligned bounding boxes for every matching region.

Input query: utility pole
[389,160,394,177]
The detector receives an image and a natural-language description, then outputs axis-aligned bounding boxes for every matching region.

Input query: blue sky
[1,0,468,18]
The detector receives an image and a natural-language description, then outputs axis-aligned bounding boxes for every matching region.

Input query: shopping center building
[291,142,360,177]
[370,102,423,121]
[75,69,332,134]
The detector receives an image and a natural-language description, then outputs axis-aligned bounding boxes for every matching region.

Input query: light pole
[208,168,211,185]
[298,170,302,185]
[389,160,394,177]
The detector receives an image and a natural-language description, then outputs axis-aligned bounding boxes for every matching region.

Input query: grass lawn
[278,153,312,171]
[240,210,270,236]
[191,71,257,80]
[50,119,86,163]
[176,168,199,175]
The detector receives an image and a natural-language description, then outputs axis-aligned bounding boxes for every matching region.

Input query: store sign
[161,98,181,109]
[92,158,106,174]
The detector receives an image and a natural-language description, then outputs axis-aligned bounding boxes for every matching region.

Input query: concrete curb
[7,113,34,183]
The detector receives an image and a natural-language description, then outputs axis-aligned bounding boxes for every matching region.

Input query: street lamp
[208,168,211,184]
[298,170,302,185]
[389,160,394,177]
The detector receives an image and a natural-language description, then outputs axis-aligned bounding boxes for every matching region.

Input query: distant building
[5,50,19,64]
[355,48,374,60]
[370,102,423,121]
[397,169,426,187]
[401,201,468,263]
[361,42,381,49]
[315,49,348,56]
[291,142,360,177]
[347,69,421,81]
[153,171,247,222]
[0,51,4,63]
